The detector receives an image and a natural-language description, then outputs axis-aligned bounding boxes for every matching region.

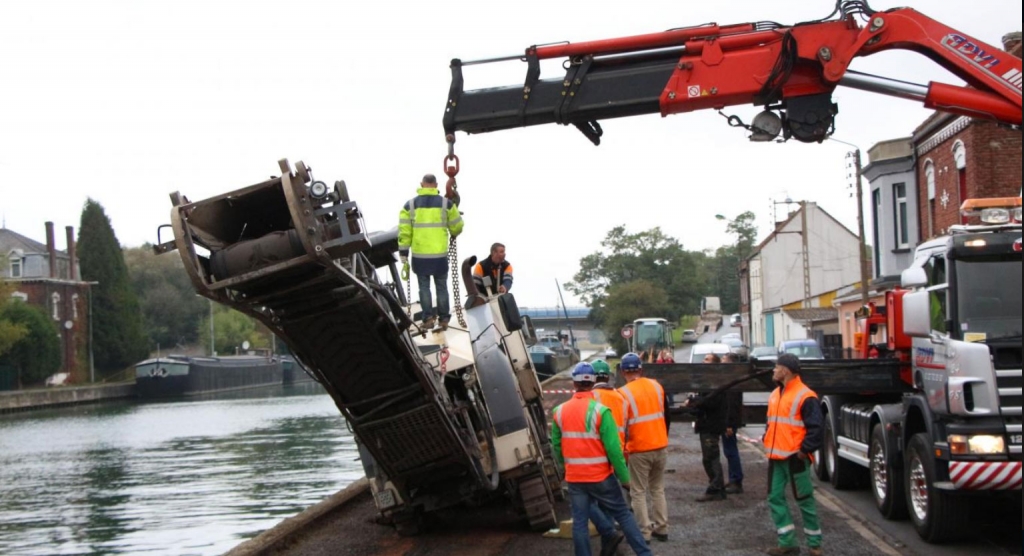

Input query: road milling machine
[155,159,561,535]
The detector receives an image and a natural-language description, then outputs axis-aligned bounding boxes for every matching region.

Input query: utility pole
[852,149,871,306]
[832,138,872,307]
[800,202,812,309]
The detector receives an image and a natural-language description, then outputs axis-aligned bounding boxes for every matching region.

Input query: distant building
[1,223,93,382]
[746,202,864,350]
[863,138,918,281]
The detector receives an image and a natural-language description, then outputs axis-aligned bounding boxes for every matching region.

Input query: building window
[894,183,910,249]
[11,292,28,302]
[51,292,61,321]
[72,294,80,320]
[9,258,21,278]
[924,160,936,238]
[952,141,968,225]
[872,188,881,276]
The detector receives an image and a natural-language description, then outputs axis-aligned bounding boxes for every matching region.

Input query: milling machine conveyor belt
[163,160,484,492]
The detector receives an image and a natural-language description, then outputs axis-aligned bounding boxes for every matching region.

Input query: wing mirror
[901,267,928,289]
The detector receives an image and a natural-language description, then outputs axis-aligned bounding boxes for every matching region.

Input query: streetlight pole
[831,139,871,307]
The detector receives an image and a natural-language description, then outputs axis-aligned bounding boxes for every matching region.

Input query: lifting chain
[444,134,467,330]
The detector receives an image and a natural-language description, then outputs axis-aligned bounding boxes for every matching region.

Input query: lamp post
[830,138,871,306]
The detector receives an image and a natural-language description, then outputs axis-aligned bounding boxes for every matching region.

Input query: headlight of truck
[948,434,1006,455]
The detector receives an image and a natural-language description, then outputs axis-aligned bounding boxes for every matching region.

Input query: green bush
[0,301,61,387]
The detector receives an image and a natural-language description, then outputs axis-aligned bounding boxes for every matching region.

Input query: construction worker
[472,242,514,296]
[551,362,652,556]
[591,359,627,448]
[618,352,670,544]
[398,174,464,330]
[721,352,746,495]
[763,354,825,556]
[684,353,729,502]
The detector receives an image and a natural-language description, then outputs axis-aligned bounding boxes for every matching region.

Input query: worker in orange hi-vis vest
[763,354,825,556]
[617,352,671,544]
[551,362,652,556]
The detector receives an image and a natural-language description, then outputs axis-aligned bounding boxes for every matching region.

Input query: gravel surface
[269,375,919,556]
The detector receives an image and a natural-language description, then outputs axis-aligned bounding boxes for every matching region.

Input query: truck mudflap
[948,461,1022,491]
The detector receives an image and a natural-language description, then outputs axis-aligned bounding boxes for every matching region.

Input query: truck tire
[905,432,972,542]
[826,418,864,490]
[870,424,907,520]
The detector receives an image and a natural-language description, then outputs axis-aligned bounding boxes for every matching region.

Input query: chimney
[66,226,77,281]
[1004,31,1022,56]
[45,222,57,279]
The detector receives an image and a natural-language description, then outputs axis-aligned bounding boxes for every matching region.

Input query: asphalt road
[677,324,1021,554]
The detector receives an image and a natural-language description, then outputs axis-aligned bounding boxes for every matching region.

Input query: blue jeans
[417,272,450,320]
[722,431,744,485]
[568,475,652,556]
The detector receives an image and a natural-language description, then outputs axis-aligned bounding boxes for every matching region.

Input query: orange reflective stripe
[558,394,614,483]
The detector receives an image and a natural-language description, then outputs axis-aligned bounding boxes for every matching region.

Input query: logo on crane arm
[687,85,702,98]
[942,34,1001,70]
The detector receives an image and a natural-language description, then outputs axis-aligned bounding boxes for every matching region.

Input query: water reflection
[0,383,360,555]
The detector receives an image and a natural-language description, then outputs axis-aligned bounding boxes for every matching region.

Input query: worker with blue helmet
[553,361,652,556]
[620,352,643,372]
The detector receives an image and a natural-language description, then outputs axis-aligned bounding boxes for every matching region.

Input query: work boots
[439,318,450,331]
[422,316,437,330]
[724,483,744,494]
[695,492,726,502]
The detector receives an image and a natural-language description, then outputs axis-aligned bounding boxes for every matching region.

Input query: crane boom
[443,1,1022,145]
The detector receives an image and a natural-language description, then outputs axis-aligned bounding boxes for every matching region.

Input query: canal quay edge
[0,382,135,415]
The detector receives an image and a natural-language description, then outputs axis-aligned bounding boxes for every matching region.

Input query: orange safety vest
[592,386,628,447]
[619,377,669,454]
[554,394,614,483]
[764,375,818,460]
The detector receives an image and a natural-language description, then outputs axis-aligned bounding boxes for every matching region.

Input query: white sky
[1,1,1019,308]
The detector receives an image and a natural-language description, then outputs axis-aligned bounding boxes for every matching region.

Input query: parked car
[721,333,741,341]
[688,343,732,363]
[602,347,618,358]
[720,337,749,360]
[730,314,742,326]
[681,330,699,343]
[749,346,779,361]
[777,339,825,360]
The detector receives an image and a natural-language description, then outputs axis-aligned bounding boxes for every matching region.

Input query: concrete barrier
[0,383,136,414]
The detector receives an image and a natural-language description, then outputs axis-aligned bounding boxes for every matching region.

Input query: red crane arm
[444,3,1022,144]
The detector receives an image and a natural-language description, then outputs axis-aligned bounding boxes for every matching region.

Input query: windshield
[752,347,778,357]
[782,343,823,359]
[636,323,668,348]
[956,258,1022,342]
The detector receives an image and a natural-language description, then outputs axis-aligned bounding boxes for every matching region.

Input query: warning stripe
[950,461,1022,490]
[543,390,576,395]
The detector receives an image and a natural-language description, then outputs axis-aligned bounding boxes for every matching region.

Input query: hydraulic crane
[444,1,1020,146]
[441,1,1022,544]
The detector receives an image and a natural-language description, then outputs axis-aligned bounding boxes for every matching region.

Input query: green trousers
[768,459,822,549]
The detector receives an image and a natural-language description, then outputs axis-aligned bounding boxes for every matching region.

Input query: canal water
[0,383,361,556]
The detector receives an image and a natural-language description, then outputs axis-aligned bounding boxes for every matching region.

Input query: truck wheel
[812,411,829,481]
[870,424,907,520]
[827,418,864,490]
[905,432,971,542]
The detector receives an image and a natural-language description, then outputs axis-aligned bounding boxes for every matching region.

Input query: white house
[746,202,864,349]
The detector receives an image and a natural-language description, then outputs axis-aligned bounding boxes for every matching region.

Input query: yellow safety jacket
[398,188,464,275]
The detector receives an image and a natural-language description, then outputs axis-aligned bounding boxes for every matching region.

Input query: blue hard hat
[620,352,643,372]
[572,362,597,383]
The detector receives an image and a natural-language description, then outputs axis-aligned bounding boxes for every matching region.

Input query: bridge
[519,307,606,348]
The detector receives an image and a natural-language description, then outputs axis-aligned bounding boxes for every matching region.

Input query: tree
[199,304,270,356]
[0,256,28,358]
[78,199,148,373]
[124,246,207,350]
[598,280,669,352]
[0,301,61,386]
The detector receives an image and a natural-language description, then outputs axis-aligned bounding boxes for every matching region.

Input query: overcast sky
[1,1,1019,308]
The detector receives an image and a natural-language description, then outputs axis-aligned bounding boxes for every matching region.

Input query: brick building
[1,223,93,383]
[913,32,1022,240]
